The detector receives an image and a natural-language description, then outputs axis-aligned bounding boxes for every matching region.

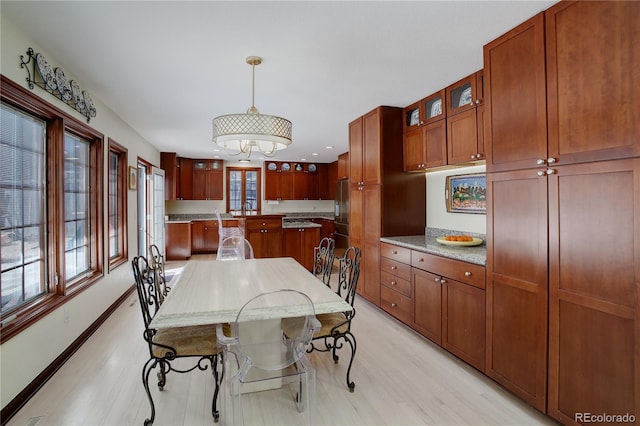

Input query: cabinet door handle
[440,278,447,284]
[391,303,397,308]
[392,250,398,254]
[546,168,556,175]
[537,170,546,177]
[536,159,546,165]
[390,281,397,286]
[465,271,472,277]
[390,266,397,270]
[547,157,557,164]
[434,277,440,283]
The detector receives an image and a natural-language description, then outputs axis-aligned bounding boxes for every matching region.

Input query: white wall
[1,17,160,408]
[426,164,487,234]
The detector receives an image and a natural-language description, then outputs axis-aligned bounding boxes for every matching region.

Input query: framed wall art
[128,166,137,190]
[445,173,486,214]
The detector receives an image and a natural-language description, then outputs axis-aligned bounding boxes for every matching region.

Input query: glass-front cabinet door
[402,100,423,133]
[422,89,446,125]
[446,71,483,116]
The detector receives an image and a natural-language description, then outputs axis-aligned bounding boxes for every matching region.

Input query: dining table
[149,257,352,329]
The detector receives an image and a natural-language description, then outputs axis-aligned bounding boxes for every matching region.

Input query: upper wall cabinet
[160,154,222,200]
[545,1,640,165]
[446,70,485,164]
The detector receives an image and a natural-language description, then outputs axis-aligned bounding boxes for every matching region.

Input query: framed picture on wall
[128,166,137,190]
[445,173,486,214]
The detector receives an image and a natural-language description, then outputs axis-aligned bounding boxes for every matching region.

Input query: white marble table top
[149,257,352,329]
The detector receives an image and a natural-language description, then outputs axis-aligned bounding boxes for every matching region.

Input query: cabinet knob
[434,277,440,283]
[475,99,481,105]
[546,169,556,175]
[391,266,397,270]
[440,278,447,284]
[475,153,482,159]
[537,170,546,177]
[536,159,546,165]
[391,303,397,308]
[465,271,472,277]
[391,281,397,286]
[419,258,424,262]
[471,154,476,160]
[392,250,398,254]
[547,157,557,164]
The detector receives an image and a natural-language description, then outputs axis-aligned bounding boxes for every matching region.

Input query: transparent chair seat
[217,236,254,261]
[217,289,319,425]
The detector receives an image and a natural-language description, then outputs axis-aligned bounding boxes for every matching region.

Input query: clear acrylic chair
[312,237,335,287]
[215,209,244,250]
[216,236,254,261]
[217,290,320,425]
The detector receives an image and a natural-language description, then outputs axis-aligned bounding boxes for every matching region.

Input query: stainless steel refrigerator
[334,179,349,255]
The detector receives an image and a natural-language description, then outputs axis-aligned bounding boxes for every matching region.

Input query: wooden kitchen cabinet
[265,161,324,201]
[283,226,320,271]
[446,70,485,165]
[192,160,223,200]
[160,152,178,200]
[403,119,447,171]
[337,152,349,180]
[316,163,332,200]
[547,159,640,424]
[545,1,640,165]
[245,216,282,258]
[412,250,486,371]
[380,243,413,325]
[349,106,426,306]
[191,220,220,253]
[484,13,547,173]
[165,222,191,260]
[177,157,193,200]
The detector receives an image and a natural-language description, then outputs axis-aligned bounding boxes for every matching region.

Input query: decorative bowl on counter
[436,236,483,247]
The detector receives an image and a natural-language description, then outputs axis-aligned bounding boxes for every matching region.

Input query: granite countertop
[380,228,486,266]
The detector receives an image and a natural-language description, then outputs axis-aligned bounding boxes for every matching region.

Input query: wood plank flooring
[6,255,554,426]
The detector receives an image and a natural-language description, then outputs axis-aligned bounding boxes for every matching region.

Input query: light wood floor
[7,255,555,426]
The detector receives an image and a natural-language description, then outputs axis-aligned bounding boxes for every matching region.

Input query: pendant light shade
[212,57,292,157]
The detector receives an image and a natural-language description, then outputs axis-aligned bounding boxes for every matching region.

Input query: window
[0,76,103,342]
[108,139,128,269]
[226,167,261,215]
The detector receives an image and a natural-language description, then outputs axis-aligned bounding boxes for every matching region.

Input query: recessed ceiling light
[311,152,319,156]
[325,146,335,149]
[300,158,307,161]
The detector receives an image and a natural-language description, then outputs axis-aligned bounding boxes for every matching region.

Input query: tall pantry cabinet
[349,106,426,306]
[484,1,640,422]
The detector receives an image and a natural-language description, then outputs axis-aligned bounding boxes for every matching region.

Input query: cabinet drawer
[380,257,411,281]
[380,271,411,297]
[380,286,413,325]
[380,242,411,264]
[245,218,282,231]
[411,251,485,289]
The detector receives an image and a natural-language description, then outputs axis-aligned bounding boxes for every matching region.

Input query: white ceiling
[3,1,556,164]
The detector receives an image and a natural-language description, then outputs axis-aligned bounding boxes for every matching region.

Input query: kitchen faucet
[241,201,252,216]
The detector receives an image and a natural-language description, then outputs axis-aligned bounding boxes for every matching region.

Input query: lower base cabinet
[283,227,320,271]
[165,222,192,260]
[380,242,486,372]
[245,217,282,258]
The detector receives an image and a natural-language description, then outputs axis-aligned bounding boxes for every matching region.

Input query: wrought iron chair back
[148,244,170,302]
[312,237,335,286]
[307,245,361,392]
[131,256,223,426]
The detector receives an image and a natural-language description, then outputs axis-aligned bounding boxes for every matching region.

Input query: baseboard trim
[1,285,136,425]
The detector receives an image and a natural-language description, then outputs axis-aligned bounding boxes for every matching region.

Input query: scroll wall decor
[20,47,97,123]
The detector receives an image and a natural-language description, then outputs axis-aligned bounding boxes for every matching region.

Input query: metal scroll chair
[216,236,255,261]
[307,246,361,392]
[132,256,224,425]
[217,290,320,425]
[148,244,170,302]
[312,237,335,287]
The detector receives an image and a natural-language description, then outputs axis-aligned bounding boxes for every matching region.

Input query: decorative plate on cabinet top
[436,236,483,246]
[55,68,72,102]
[281,162,291,171]
[308,164,317,172]
[459,87,472,107]
[35,53,57,91]
[70,80,85,111]
[267,162,277,171]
